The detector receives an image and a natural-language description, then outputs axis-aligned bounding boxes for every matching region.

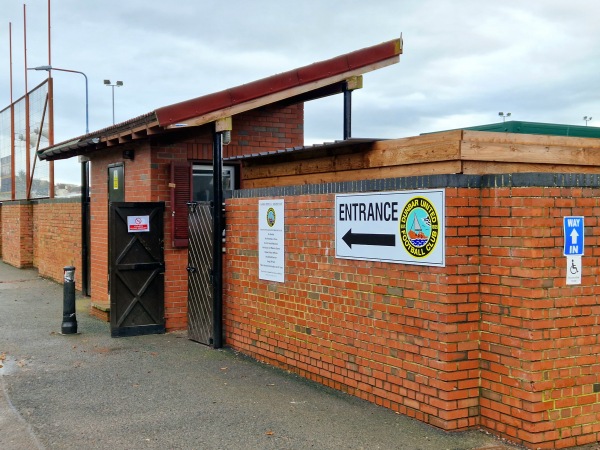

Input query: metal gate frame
[187,201,214,345]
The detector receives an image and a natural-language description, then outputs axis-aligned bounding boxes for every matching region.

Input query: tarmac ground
[0,261,584,449]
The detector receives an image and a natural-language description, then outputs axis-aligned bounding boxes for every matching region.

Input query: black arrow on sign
[342,229,396,248]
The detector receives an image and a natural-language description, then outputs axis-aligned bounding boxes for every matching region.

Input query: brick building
[35,38,402,330]
[3,37,600,448]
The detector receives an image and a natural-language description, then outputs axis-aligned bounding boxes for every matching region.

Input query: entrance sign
[127,215,150,232]
[259,199,285,282]
[336,190,445,266]
[563,216,584,256]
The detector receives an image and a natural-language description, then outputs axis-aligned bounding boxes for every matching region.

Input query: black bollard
[61,266,78,334]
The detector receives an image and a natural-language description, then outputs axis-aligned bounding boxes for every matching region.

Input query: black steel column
[212,127,223,349]
[343,83,352,140]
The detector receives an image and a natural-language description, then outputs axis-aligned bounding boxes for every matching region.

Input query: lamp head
[28,65,52,71]
[116,81,124,87]
[104,79,111,85]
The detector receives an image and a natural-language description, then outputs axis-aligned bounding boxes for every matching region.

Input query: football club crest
[399,196,439,258]
[266,207,276,227]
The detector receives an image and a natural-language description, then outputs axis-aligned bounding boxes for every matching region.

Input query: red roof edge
[154,38,402,127]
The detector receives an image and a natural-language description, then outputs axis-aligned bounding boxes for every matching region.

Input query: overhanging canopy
[39,37,402,161]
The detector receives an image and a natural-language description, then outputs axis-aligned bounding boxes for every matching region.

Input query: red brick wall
[224,187,481,431]
[479,185,600,449]
[226,104,304,157]
[90,151,116,309]
[223,179,600,450]
[1,199,81,286]
[32,199,82,290]
[1,201,33,268]
[150,136,190,331]
[182,104,304,161]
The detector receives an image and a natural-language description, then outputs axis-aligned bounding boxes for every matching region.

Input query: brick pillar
[1,201,33,268]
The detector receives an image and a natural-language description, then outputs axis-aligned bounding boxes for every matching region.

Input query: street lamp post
[28,65,89,133]
[104,80,123,125]
[584,116,593,126]
[28,64,91,297]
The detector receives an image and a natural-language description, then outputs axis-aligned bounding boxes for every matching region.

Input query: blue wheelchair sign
[563,216,584,256]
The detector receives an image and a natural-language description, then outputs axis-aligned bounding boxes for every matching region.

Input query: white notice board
[259,199,285,282]
[335,190,445,267]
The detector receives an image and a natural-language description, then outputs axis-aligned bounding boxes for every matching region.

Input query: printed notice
[127,215,150,232]
[259,199,285,282]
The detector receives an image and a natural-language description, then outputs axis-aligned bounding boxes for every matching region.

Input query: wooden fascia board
[461,130,600,166]
[242,160,462,189]
[369,130,463,166]
[463,161,600,175]
[462,130,600,148]
[165,57,399,130]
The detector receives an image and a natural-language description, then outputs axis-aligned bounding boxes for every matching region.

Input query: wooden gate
[109,202,165,337]
[187,202,214,345]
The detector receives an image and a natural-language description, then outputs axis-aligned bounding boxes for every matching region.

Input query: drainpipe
[212,117,231,349]
[80,156,90,296]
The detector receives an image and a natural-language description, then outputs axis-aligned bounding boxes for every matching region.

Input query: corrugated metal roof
[224,138,380,161]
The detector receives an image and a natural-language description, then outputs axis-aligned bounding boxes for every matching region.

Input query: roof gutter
[38,137,100,160]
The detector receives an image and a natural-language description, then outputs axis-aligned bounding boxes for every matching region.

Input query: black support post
[343,83,352,140]
[212,127,224,349]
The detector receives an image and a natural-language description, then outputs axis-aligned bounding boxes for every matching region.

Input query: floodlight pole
[104,80,123,125]
[498,112,511,123]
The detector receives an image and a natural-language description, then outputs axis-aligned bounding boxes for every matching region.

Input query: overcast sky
[2,0,600,185]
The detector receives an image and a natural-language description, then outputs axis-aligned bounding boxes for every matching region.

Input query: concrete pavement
[0,261,529,449]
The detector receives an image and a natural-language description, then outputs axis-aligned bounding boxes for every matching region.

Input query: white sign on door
[335,190,445,267]
[127,215,150,233]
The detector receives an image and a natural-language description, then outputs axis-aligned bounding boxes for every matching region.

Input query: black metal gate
[187,202,214,345]
[109,202,165,337]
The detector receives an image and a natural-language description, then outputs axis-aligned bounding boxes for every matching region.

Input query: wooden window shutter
[170,162,191,248]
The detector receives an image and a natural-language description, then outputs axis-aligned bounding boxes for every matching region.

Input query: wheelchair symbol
[570,259,579,274]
